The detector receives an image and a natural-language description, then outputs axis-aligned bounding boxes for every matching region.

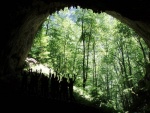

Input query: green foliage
[28,6,149,112]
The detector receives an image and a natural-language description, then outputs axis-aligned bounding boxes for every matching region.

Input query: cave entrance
[25,6,149,112]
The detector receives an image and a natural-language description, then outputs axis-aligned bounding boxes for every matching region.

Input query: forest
[25,6,150,112]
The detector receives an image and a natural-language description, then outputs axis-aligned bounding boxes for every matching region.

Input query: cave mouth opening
[24,6,149,112]
[1,1,150,112]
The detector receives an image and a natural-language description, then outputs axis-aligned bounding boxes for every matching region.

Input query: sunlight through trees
[27,6,149,112]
